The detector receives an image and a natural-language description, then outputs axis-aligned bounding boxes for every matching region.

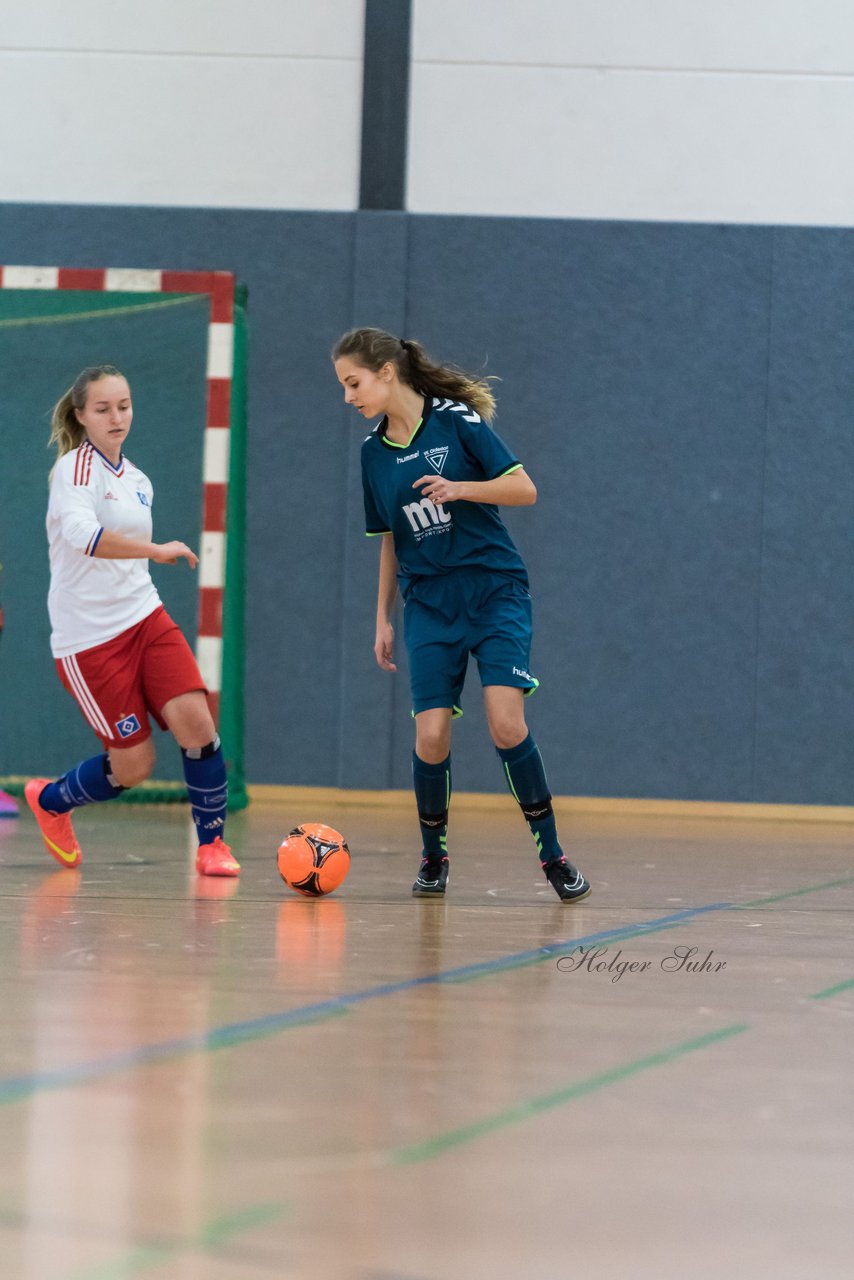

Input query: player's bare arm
[374,532,398,672]
[412,468,536,507]
[93,529,199,567]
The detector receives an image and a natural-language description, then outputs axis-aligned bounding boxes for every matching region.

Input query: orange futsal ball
[277,823,350,897]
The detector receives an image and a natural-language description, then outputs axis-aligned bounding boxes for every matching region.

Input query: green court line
[734,874,854,909]
[68,1202,286,1280]
[70,1244,172,1280]
[198,1201,286,1247]
[808,977,854,1001]
[392,1023,749,1165]
[395,875,854,1163]
[0,294,204,329]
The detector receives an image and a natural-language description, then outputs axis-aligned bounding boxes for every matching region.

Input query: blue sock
[412,751,451,859]
[39,754,125,813]
[182,736,228,846]
[496,732,563,863]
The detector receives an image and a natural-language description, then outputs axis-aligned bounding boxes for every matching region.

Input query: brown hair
[332,328,497,422]
[49,365,128,462]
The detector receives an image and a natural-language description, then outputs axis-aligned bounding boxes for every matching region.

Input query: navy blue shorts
[402,570,538,716]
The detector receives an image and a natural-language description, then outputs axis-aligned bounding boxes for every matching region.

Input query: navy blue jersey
[361,395,529,593]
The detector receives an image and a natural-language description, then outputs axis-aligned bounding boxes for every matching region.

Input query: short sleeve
[457,417,521,480]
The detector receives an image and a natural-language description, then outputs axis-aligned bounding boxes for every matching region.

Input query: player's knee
[116,761,153,788]
[162,693,215,750]
[488,716,527,751]
[416,729,451,764]
[109,743,155,788]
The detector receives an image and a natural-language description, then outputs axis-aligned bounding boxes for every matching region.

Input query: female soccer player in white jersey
[24,365,239,877]
[333,328,590,903]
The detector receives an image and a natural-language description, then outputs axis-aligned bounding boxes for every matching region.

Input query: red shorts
[55,606,206,750]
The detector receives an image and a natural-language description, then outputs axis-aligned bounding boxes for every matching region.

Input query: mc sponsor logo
[402,496,452,534]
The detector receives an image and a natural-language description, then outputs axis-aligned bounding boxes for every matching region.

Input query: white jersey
[47,442,162,658]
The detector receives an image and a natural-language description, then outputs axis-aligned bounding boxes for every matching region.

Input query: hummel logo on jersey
[104,490,118,501]
[513,666,533,681]
[396,451,420,464]
[432,398,481,423]
[424,447,449,475]
[116,713,141,739]
[136,491,149,506]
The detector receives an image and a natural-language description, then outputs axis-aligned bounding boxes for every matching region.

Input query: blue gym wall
[1,203,852,804]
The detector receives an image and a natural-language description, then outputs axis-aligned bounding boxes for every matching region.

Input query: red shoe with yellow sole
[196,836,240,877]
[24,778,82,869]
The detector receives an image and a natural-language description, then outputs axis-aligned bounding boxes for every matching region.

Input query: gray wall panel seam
[750,228,777,797]
[359,0,413,211]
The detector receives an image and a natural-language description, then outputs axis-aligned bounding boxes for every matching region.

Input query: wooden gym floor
[1,795,853,1279]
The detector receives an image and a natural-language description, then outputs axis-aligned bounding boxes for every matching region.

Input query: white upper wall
[0,0,364,209]
[409,0,854,225]
[4,0,854,225]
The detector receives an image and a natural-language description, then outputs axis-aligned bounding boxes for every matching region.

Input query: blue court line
[2,875,852,1106]
[0,902,732,1106]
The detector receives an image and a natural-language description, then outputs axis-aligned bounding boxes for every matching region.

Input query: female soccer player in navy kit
[333,328,590,902]
[25,365,239,877]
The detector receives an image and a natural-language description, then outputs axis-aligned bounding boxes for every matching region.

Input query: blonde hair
[332,328,497,423]
[49,365,127,462]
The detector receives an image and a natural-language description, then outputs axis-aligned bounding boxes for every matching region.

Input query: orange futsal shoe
[24,778,82,869]
[196,836,240,878]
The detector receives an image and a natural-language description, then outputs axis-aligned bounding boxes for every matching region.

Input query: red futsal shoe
[196,836,240,877]
[24,778,82,869]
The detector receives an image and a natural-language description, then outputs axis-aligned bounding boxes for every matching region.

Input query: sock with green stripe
[496,732,562,863]
[412,751,451,860]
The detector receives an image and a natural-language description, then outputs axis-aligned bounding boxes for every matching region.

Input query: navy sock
[181,736,228,846]
[412,751,451,859]
[496,732,563,863]
[39,754,125,814]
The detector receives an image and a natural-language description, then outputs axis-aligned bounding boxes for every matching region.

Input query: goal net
[0,266,247,808]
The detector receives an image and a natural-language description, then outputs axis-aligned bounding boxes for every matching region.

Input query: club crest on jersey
[115,714,141,739]
[136,491,149,506]
[424,447,449,475]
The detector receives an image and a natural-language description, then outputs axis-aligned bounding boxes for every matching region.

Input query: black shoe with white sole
[412,855,449,897]
[543,857,591,902]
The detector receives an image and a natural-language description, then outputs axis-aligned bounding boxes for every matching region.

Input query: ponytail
[332,328,497,423]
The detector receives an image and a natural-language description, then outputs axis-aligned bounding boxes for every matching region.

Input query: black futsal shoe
[543,857,591,903]
[412,855,449,897]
